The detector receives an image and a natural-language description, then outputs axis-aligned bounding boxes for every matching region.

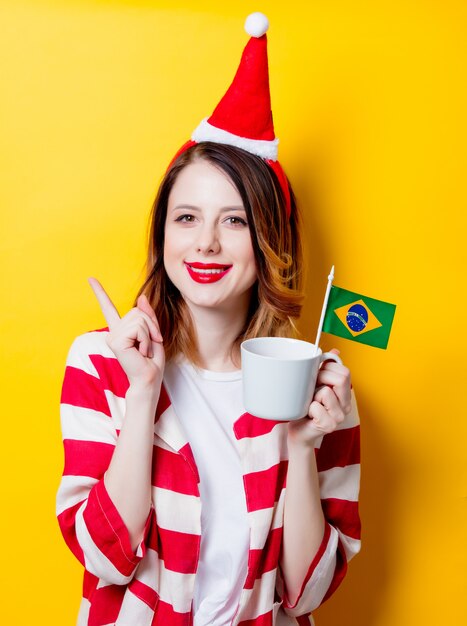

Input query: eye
[175,214,196,223]
[224,216,248,227]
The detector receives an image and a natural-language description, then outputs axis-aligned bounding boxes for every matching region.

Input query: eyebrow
[170,205,246,213]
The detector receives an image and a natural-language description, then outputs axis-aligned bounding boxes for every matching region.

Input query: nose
[195,222,221,255]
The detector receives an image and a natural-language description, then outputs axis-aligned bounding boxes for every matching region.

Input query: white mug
[241,337,342,421]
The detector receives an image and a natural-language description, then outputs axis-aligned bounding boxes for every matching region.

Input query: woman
[57,14,361,626]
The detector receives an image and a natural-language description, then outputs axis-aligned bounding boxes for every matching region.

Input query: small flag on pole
[323,285,396,349]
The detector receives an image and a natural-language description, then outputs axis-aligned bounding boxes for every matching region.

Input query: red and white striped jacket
[56,330,361,626]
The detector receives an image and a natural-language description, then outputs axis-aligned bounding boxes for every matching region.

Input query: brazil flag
[323,285,396,349]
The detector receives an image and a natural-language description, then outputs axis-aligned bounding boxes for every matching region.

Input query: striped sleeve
[56,331,153,586]
[281,390,361,617]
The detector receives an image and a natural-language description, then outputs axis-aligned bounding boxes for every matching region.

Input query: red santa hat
[170,12,292,218]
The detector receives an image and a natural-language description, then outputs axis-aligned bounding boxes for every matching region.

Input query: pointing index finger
[87,277,121,329]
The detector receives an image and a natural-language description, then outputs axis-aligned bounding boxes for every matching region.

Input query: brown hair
[135,142,304,366]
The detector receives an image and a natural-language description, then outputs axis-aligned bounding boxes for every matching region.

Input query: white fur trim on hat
[244,13,269,38]
[191,118,279,161]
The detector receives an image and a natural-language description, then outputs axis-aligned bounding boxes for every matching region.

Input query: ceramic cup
[241,337,342,421]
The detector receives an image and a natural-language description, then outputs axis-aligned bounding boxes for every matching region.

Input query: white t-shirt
[163,359,249,626]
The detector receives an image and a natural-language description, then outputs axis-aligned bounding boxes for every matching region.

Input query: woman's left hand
[288,349,352,447]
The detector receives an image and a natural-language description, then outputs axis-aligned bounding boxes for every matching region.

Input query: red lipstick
[185,262,232,284]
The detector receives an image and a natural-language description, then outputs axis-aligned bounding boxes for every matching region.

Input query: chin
[189,297,229,310]
[183,291,239,312]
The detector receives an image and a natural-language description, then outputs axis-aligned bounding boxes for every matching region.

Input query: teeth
[190,267,226,274]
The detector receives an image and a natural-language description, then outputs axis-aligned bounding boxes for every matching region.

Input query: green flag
[323,285,396,349]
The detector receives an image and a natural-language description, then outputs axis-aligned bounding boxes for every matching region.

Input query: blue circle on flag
[346,304,368,332]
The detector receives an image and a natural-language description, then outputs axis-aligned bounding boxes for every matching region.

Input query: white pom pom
[244,12,269,38]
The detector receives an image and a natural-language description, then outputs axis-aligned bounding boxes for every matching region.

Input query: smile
[185,262,233,284]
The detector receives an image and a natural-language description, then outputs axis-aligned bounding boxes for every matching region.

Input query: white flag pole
[314,265,335,353]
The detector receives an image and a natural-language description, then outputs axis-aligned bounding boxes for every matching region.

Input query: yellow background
[1,0,466,624]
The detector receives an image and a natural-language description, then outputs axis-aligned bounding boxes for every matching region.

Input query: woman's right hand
[88,277,165,390]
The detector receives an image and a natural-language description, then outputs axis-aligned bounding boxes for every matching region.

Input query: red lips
[185,262,233,284]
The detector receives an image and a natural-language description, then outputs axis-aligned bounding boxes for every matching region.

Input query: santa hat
[170,12,291,218]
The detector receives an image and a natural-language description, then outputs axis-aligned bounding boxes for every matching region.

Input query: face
[164,159,257,315]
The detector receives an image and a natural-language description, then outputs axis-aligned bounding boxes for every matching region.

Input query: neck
[186,298,251,372]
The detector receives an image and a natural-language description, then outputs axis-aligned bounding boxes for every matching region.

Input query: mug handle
[320,352,343,366]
